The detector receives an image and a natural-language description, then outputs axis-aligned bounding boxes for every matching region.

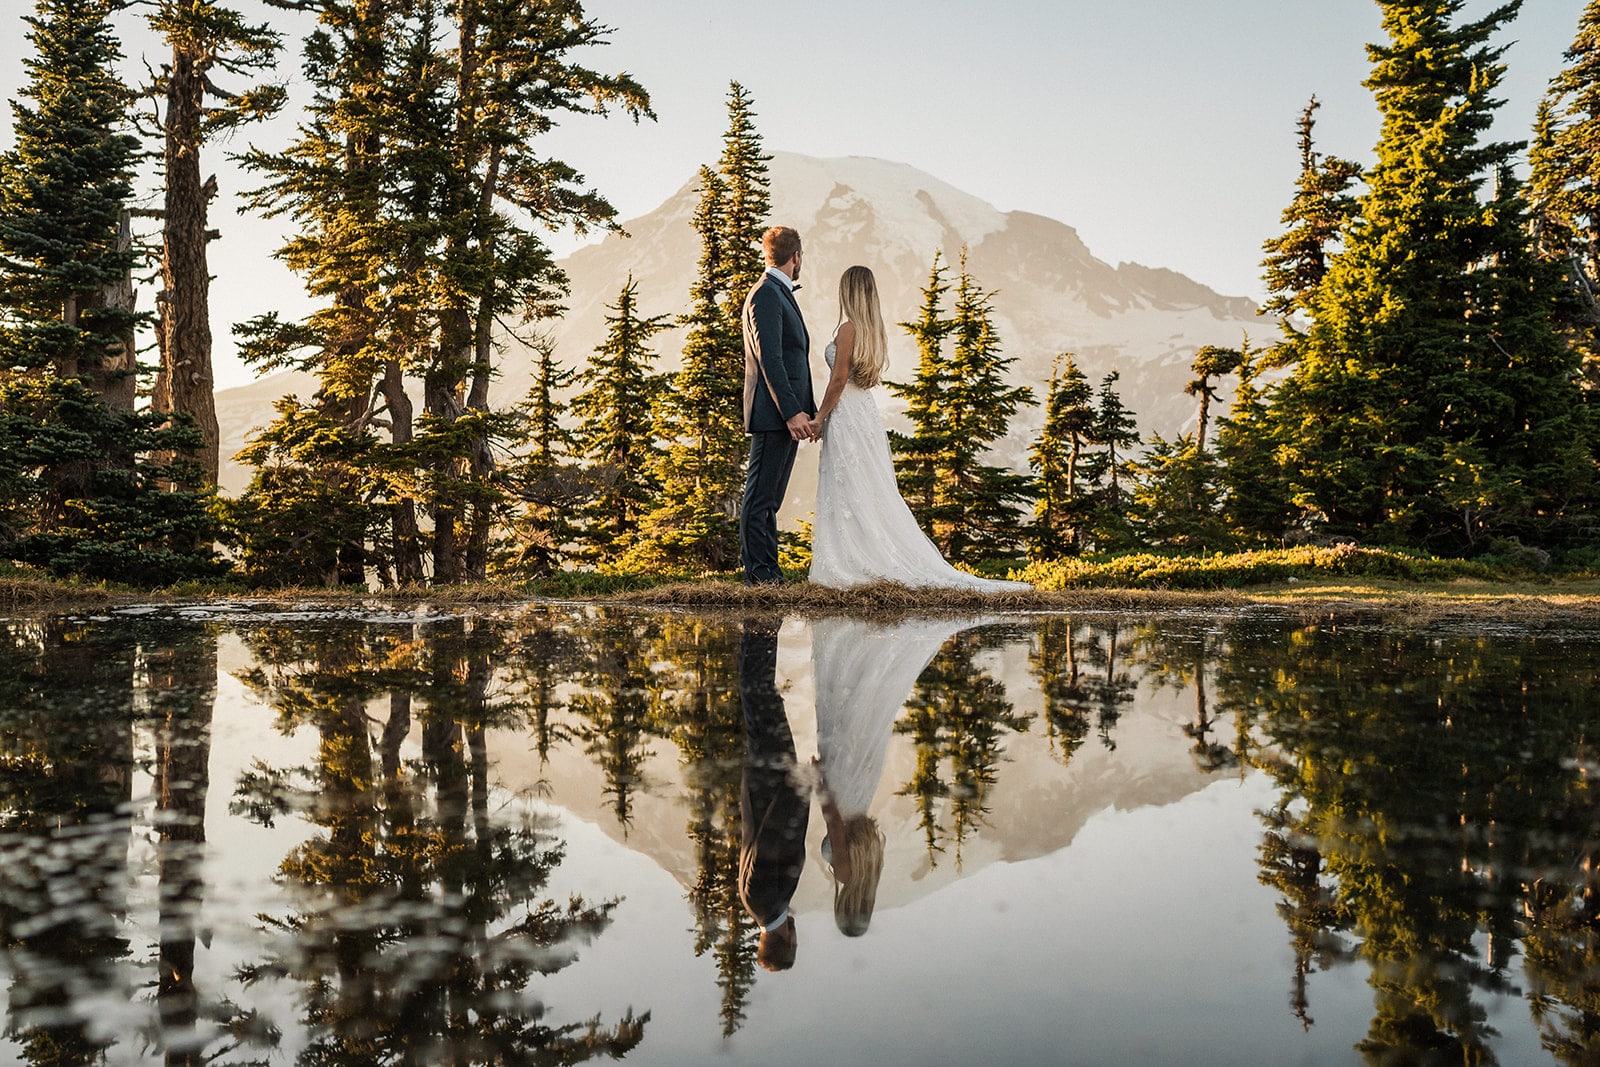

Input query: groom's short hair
[763,226,802,267]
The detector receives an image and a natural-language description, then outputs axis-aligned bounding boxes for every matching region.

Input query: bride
[808,265,1031,592]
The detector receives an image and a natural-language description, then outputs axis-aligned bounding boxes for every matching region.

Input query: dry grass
[0,576,120,609]
[3,573,1598,625]
[604,576,1600,624]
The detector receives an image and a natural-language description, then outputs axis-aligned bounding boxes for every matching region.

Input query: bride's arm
[816,321,855,424]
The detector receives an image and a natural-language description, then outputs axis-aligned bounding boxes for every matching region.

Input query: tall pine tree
[630,84,770,572]
[497,336,582,578]
[1531,0,1600,392]
[1273,0,1593,550]
[146,0,283,486]
[1258,96,1362,368]
[0,0,222,584]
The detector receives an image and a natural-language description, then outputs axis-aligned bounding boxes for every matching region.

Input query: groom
[740,225,816,586]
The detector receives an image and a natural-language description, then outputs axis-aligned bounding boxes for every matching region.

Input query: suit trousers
[741,430,798,585]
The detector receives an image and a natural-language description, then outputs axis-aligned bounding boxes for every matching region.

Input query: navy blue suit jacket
[742,272,814,433]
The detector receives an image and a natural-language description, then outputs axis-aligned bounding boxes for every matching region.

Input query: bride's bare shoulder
[832,320,856,344]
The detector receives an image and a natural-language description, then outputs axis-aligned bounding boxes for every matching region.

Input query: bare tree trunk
[99,210,138,415]
[154,45,220,486]
[425,360,465,584]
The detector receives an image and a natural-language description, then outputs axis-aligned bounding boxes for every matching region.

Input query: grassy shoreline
[5,570,1599,623]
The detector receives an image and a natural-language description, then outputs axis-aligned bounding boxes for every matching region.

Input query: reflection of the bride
[810,615,982,938]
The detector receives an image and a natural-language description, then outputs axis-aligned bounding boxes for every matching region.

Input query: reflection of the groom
[738,616,810,971]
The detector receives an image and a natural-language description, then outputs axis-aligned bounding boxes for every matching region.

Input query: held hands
[786,412,823,442]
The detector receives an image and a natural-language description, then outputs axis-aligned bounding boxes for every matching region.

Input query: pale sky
[0,0,1590,389]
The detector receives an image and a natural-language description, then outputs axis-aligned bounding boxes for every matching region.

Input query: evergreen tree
[885,250,1033,559]
[1274,0,1594,550]
[717,82,773,324]
[146,0,283,486]
[1185,344,1241,455]
[1259,96,1362,367]
[236,0,651,584]
[1029,352,1097,559]
[887,251,955,522]
[570,277,668,562]
[1216,338,1295,542]
[222,397,385,586]
[497,337,582,578]
[1532,1,1600,391]
[935,255,1036,557]
[1081,371,1141,550]
[0,0,223,584]
[1126,432,1230,551]
[628,165,745,571]
[631,85,770,572]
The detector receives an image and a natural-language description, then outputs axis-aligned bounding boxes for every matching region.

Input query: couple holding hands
[738,225,1030,594]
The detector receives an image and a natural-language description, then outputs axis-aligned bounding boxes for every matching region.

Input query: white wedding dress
[809,341,1032,591]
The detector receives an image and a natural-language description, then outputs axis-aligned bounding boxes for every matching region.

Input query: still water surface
[1,602,1597,1065]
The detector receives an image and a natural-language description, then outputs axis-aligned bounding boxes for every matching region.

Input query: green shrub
[1017,546,1497,590]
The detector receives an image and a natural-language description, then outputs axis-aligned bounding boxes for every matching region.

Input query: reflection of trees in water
[502,609,584,765]
[896,630,1029,868]
[1030,619,1092,767]
[146,628,224,1066]
[0,619,239,1064]
[1133,621,1239,773]
[647,616,756,1037]
[0,619,137,1064]
[1519,731,1600,1065]
[233,617,646,1063]
[567,614,665,830]
[1219,620,1600,1065]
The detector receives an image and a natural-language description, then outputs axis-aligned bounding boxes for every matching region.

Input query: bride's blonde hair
[838,265,889,389]
[832,814,886,937]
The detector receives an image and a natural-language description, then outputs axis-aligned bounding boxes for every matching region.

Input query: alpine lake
[2,598,1600,1066]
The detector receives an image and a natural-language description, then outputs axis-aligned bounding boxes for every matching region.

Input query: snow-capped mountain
[216,152,1267,495]
[537,152,1264,463]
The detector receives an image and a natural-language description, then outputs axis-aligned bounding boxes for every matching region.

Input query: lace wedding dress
[808,341,1032,591]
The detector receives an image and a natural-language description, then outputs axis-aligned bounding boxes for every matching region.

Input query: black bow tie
[791,283,802,292]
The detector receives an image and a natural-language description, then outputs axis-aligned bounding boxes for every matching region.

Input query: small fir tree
[1080,371,1142,550]
[1127,432,1230,552]
[1029,352,1097,559]
[933,253,1036,558]
[570,277,669,562]
[1215,338,1295,543]
[887,251,956,522]
[497,337,583,578]
[887,250,1033,559]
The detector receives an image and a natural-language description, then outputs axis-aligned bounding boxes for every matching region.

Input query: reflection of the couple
[737,613,984,970]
